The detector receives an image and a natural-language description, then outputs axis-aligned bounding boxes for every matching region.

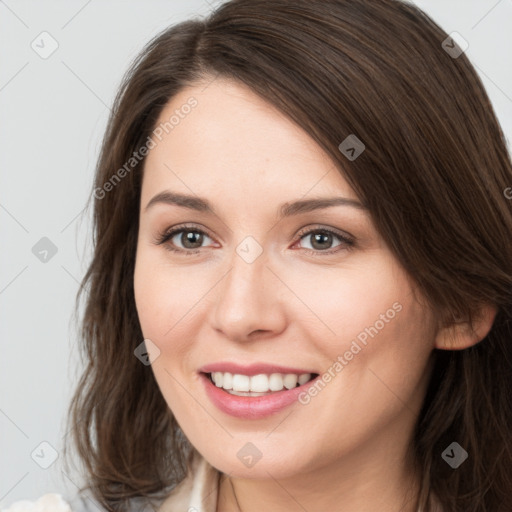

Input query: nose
[209,246,287,343]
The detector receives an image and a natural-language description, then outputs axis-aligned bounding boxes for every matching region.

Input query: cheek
[134,254,165,336]
[289,255,409,353]
[134,241,432,373]
[134,249,193,334]
[325,283,434,417]
[133,248,214,369]
[296,255,434,396]
[133,253,196,408]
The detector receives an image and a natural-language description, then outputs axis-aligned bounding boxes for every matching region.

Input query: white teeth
[269,373,283,391]
[209,372,314,393]
[283,374,298,389]
[232,374,250,392]
[298,373,311,385]
[212,372,224,387]
[250,374,270,392]
[222,372,233,390]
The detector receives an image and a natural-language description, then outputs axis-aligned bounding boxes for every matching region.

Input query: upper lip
[199,362,318,376]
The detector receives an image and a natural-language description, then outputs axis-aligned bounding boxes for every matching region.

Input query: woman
[6,0,511,511]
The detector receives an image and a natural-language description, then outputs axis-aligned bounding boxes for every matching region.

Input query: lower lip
[199,372,320,419]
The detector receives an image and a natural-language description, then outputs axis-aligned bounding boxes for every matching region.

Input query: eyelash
[153,223,356,257]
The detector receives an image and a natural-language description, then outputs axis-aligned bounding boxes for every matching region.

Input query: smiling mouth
[202,371,319,397]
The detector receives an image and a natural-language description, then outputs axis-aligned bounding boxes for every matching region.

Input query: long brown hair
[63,1,512,510]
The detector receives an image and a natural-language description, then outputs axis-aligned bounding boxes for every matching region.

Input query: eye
[153,224,215,256]
[294,226,355,255]
[153,224,355,257]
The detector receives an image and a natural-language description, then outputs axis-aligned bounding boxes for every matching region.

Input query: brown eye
[302,231,338,250]
[154,224,215,255]
[174,230,206,249]
[295,227,355,255]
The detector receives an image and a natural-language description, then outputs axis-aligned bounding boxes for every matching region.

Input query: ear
[434,303,498,351]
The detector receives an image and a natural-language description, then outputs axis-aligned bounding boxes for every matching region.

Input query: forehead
[142,78,361,208]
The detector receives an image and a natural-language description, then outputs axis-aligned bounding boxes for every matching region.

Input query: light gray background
[1,0,511,507]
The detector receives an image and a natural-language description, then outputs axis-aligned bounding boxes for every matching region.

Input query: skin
[133,77,496,512]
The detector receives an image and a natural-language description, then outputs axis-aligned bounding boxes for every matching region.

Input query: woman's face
[134,78,437,480]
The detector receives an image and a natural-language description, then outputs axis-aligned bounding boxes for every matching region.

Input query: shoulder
[67,491,161,512]
[1,453,221,512]
[0,492,150,512]
[0,492,111,512]
[1,494,72,512]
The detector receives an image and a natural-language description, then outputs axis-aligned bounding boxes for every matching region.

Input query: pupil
[183,231,202,249]
[312,232,331,250]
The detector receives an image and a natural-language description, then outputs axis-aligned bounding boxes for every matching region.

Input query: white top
[0,492,160,512]
[0,494,73,512]
[157,450,220,512]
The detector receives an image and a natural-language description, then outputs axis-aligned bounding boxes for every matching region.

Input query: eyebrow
[144,191,368,218]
